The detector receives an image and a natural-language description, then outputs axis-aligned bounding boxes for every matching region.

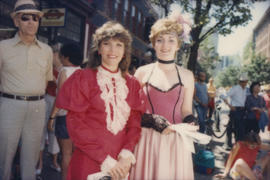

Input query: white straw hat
[239,73,248,81]
[10,0,44,18]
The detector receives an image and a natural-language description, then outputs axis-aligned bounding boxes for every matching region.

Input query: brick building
[253,7,270,61]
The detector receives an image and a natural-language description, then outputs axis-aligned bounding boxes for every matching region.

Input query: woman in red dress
[215,132,270,180]
[55,21,144,180]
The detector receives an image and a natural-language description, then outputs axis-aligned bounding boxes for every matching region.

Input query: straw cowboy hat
[10,0,44,18]
[239,73,248,81]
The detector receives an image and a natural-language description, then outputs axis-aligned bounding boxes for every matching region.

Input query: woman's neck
[156,61,176,71]
[253,92,258,98]
[101,64,118,73]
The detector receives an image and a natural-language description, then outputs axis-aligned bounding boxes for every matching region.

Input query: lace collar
[97,66,131,135]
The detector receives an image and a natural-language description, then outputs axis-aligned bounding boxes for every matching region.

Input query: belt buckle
[23,96,27,101]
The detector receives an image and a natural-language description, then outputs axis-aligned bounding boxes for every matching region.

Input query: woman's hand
[108,157,132,180]
[47,119,55,132]
[214,173,227,179]
[162,126,175,135]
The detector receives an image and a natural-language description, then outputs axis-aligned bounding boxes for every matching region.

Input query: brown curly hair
[149,18,183,47]
[88,21,132,76]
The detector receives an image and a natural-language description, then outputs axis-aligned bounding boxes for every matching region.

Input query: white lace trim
[100,155,117,172]
[97,66,131,135]
[118,149,136,164]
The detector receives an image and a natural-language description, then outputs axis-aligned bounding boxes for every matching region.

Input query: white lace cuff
[118,149,136,165]
[100,155,117,172]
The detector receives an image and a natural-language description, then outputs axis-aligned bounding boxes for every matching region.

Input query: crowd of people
[0,0,270,180]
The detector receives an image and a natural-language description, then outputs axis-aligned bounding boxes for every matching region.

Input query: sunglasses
[20,14,40,22]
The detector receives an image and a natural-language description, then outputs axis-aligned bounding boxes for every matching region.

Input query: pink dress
[130,69,194,180]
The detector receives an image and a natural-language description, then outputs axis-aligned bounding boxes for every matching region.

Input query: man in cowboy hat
[221,73,249,150]
[0,0,53,179]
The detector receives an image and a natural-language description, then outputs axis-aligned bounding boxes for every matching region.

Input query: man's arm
[221,87,235,111]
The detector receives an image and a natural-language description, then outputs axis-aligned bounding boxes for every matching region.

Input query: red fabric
[55,69,144,180]
[264,94,270,131]
[208,98,215,109]
[254,110,261,121]
[231,141,259,169]
[46,69,58,96]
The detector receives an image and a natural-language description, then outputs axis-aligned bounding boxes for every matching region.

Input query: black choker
[157,59,175,64]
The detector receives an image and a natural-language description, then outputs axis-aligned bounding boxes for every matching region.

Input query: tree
[244,55,270,84]
[197,36,220,76]
[151,0,256,72]
[216,65,242,88]
[242,39,253,64]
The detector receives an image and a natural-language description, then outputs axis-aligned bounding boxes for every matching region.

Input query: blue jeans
[196,105,208,133]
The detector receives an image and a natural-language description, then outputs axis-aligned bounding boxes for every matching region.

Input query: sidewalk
[195,107,270,180]
[194,109,231,180]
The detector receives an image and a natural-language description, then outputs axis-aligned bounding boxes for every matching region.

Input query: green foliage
[198,37,220,77]
[216,66,242,88]
[216,54,270,88]
[242,40,253,63]
[244,55,270,84]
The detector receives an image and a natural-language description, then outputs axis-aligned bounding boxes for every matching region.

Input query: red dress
[55,67,144,180]
[231,141,259,169]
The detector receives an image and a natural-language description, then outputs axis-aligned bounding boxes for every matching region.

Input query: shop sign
[41,8,66,27]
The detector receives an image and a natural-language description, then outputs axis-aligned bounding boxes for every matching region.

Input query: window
[58,11,82,42]
[131,5,135,17]
[123,0,129,25]
[114,0,120,11]
[138,11,141,22]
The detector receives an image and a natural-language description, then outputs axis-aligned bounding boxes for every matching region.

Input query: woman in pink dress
[129,12,196,180]
[54,21,144,180]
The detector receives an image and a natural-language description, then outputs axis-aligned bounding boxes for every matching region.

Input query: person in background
[207,77,216,120]
[0,0,53,179]
[36,44,62,175]
[263,85,270,131]
[53,21,143,180]
[215,131,270,180]
[245,82,266,134]
[194,71,209,133]
[48,43,83,180]
[130,9,196,180]
[221,73,248,150]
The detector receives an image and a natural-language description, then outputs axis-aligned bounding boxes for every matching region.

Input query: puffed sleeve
[55,69,90,112]
[118,77,145,162]
[56,69,111,165]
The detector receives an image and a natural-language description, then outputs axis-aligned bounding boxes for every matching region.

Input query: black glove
[141,113,169,133]
[99,176,111,180]
[183,114,198,124]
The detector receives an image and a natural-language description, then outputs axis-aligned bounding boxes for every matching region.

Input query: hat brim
[10,9,44,18]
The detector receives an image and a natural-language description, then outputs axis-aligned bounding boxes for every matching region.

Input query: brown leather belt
[0,92,44,101]
[233,106,245,110]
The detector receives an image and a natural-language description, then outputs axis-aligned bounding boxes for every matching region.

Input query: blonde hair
[149,18,183,47]
[88,21,132,76]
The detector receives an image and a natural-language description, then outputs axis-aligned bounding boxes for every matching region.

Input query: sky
[217,1,270,56]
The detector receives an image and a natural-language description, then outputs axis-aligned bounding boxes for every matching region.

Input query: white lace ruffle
[118,149,136,164]
[97,66,131,135]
